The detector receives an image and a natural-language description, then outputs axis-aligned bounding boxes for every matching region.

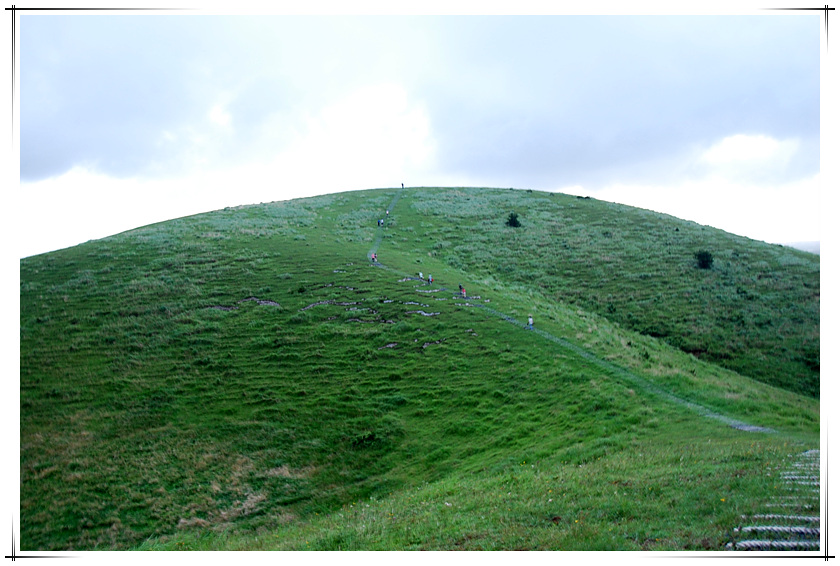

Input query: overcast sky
[13,4,832,258]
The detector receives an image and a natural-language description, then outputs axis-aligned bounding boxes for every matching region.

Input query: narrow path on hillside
[368,188,404,262]
[221,190,814,549]
[363,188,819,552]
[365,187,774,434]
[479,304,775,433]
[367,189,776,433]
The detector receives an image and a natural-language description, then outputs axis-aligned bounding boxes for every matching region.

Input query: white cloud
[208,104,232,128]
[572,172,820,245]
[15,84,438,258]
[16,168,151,258]
[565,132,820,246]
[701,134,796,165]
[699,134,801,183]
[261,83,435,193]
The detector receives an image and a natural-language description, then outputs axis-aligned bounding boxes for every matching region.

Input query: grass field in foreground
[20,187,819,550]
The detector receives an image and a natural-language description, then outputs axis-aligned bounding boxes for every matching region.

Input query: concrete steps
[727,450,821,552]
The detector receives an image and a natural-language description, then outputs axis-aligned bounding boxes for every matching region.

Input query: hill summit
[20,187,819,550]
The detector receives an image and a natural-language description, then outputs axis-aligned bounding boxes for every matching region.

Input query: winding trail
[360,187,822,552]
[366,187,774,435]
[368,188,405,261]
[480,305,774,433]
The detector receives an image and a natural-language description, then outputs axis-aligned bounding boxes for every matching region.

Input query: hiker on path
[428,274,433,285]
[527,315,534,330]
[461,286,467,299]
[419,271,423,282]
[371,253,377,263]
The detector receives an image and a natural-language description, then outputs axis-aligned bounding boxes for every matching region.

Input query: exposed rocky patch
[300,300,362,311]
[207,296,283,311]
[239,297,281,307]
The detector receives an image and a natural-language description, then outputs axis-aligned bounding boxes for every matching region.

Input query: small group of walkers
[376,210,391,228]
[420,271,434,285]
[419,272,434,285]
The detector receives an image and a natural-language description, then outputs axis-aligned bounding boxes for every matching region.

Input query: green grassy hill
[19,187,819,551]
[402,188,819,398]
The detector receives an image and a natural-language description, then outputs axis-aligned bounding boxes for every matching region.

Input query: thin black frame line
[5,5,190,146]
[763,4,834,47]
[753,14,829,558]
[6,6,828,558]
[6,519,77,560]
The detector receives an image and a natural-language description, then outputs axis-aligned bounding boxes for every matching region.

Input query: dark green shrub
[506,212,521,228]
[695,250,714,269]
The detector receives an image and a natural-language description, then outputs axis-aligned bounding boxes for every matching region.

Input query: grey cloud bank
[22,15,818,186]
[423,16,818,188]
[17,13,824,257]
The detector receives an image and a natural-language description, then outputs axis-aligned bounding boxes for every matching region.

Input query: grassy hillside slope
[395,188,819,398]
[19,187,819,551]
